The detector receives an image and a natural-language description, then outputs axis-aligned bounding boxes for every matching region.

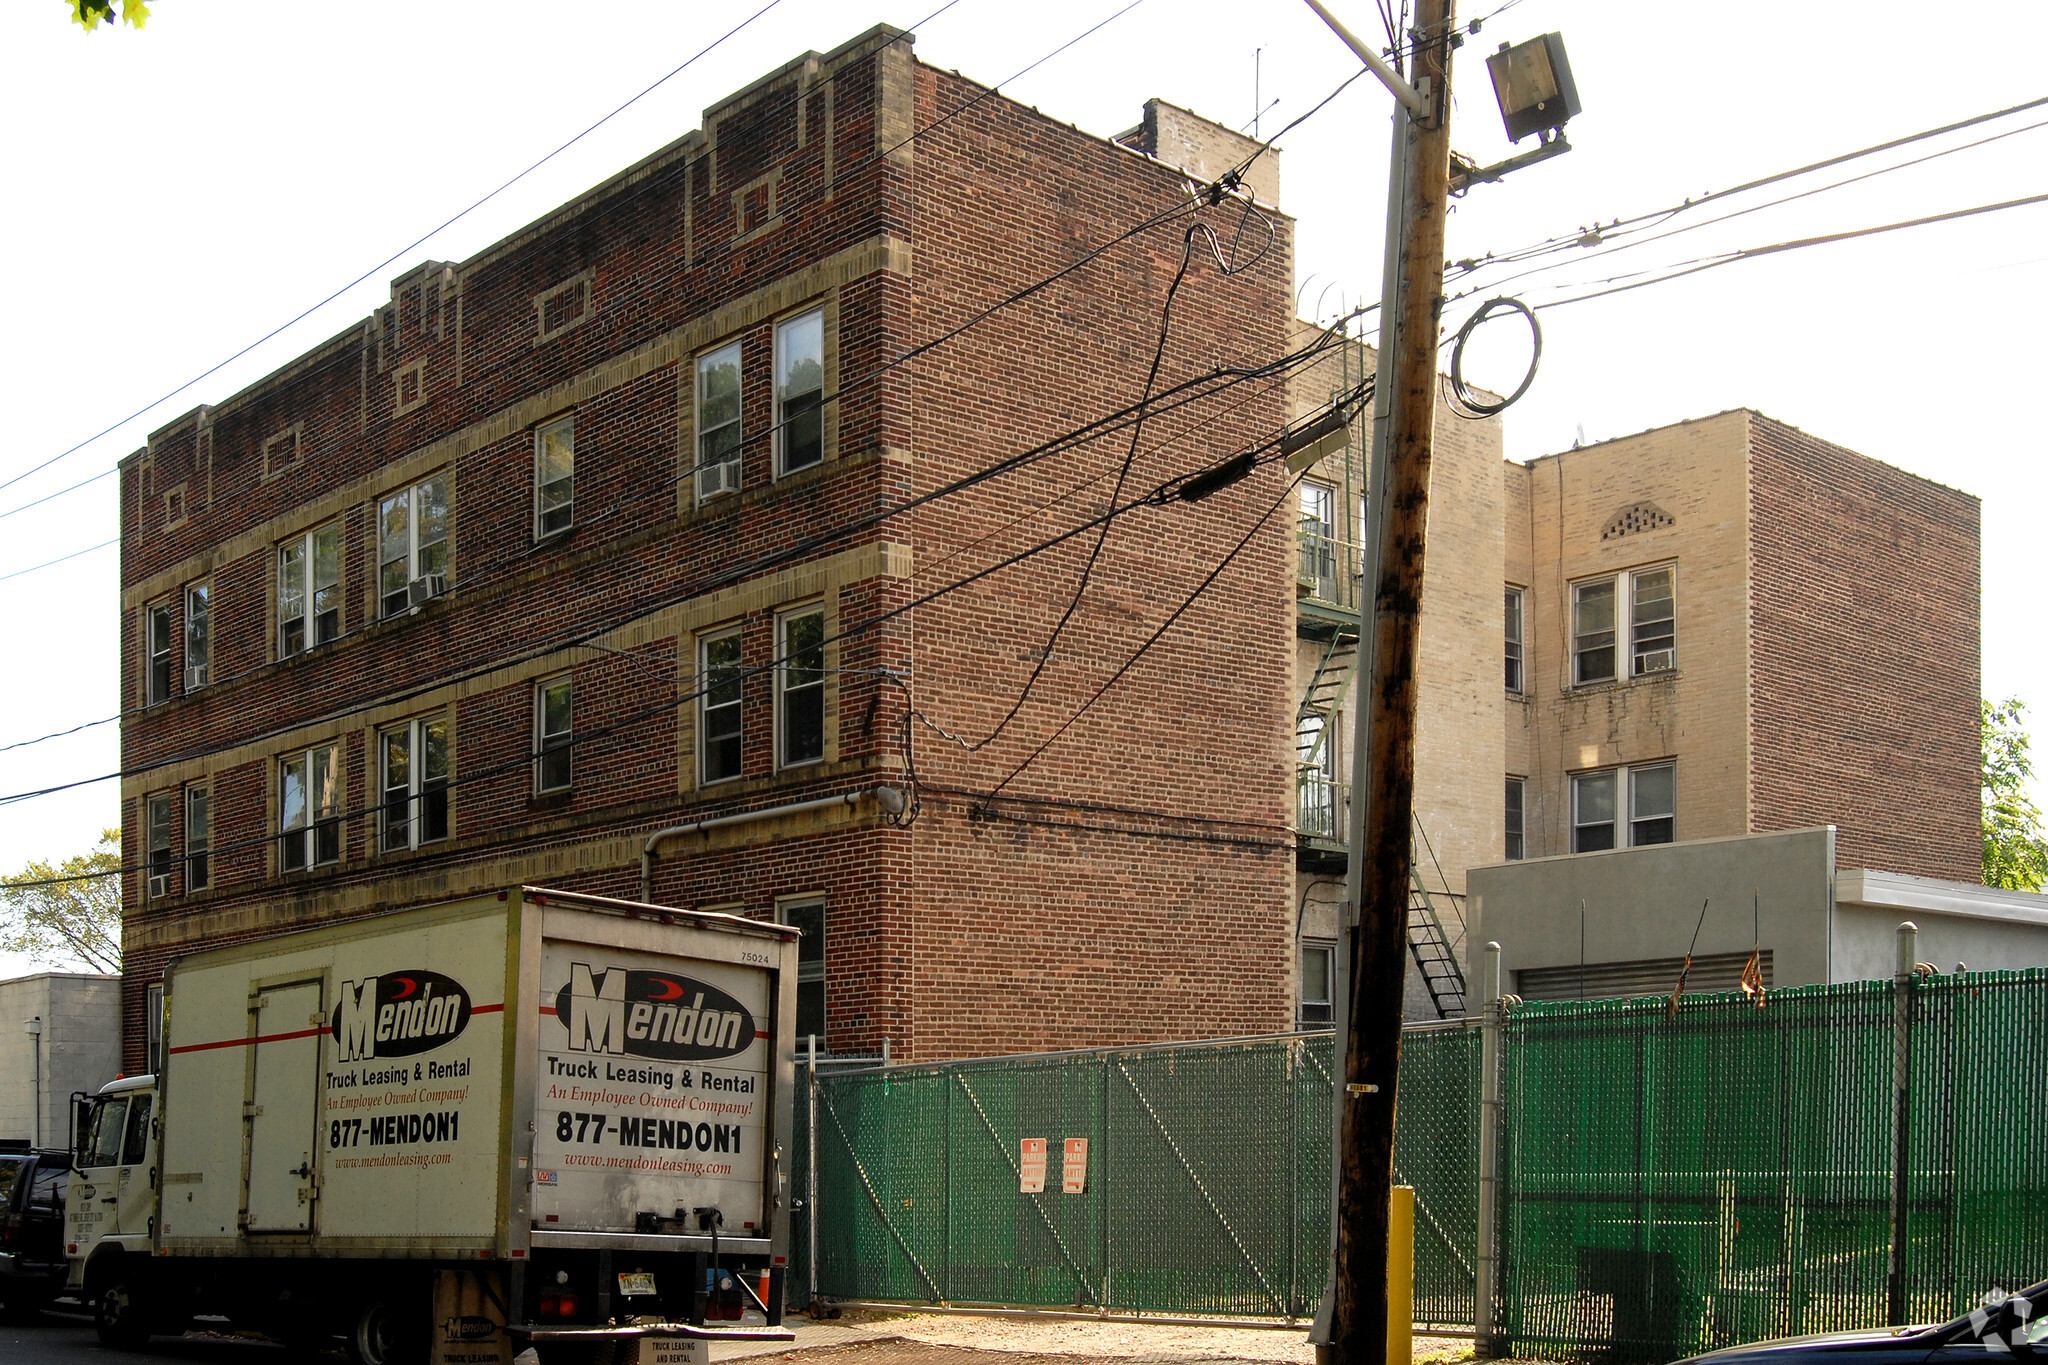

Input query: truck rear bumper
[512,1322,797,1343]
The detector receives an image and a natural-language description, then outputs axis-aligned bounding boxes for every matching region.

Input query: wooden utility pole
[1320,1,1457,1361]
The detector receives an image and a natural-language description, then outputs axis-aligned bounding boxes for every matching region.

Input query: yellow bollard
[1388,1185,1415,1365]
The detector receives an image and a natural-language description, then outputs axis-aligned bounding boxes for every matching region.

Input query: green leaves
[66,0,149,33]
[0,828,122,973]
[1982,696,2048,892]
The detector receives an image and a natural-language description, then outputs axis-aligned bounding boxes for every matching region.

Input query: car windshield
[88,1098,128,1168]
[1947,1282,2048,1348]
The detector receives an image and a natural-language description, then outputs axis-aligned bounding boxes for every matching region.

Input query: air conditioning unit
[1638,649,1675,674]
[185,663,209,690]
[697,459,739,501]
[147,874,171,899]
[407,573,447,610]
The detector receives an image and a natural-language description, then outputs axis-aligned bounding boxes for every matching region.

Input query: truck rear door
[243,980,324,1232]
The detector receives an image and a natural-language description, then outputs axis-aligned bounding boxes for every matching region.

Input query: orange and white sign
[1019,1138,1047,1193]
[1062,1138,1089,1194]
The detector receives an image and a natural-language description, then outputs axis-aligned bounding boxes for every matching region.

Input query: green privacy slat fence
[793,969,2047,1359]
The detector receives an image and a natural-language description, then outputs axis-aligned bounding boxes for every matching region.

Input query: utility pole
[1303,1,1458,1362]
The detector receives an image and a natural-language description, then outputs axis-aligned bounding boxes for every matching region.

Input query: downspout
[641,785,905,903]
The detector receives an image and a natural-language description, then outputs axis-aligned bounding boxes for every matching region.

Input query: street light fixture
[1485,33,1582,143]
[24,1017,42,1150]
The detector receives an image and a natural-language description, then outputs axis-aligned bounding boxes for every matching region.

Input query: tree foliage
[1983,696,2048,892]
[66,0,150,32]
[0,829,122,974]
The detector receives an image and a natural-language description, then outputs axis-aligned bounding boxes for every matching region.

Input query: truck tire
[93,1272,152,1351]
[348,1296,425,1365]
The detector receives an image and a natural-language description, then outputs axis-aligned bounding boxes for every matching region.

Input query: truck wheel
[93,1273,152,1350]
[348,1296,424,1365]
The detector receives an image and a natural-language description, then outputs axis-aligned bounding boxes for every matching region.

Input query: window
[780,899,826,1040]
[1504,587,1524,694]
[696,343,742,500]
[535,417,574,538]
[279,743,342,871]
[144,793,173,896]
[145,982,164,1075]
[278,522,342,657]
[777,608,826,767]
[1505,777,1525,860]
[381,715,449,852]
[379,473,450,616]
[183,583,210,690]
[144,603,174,705]
[1300,942,1334,1026]
[185,786,210,892]
[535,678,572,793]
[1298,481,1337,597]
[122,1093,153,1165]
[1572,761,1675,853]
[700,629,744,783]
[88,1097,128,1169]
[1573,567,1676,685]
[774,309,824,475]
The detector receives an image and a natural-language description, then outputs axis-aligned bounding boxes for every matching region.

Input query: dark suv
[0,1145,72,1318]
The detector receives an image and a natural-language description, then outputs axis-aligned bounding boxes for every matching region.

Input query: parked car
[1676,1281,2048,1365]
[0,1144,72,1319]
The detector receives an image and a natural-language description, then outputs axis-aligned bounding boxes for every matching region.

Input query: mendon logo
[330,970,473,1063]
[554,964,757,1062]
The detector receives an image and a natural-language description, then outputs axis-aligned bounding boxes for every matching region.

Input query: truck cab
[63,1076,159,1342]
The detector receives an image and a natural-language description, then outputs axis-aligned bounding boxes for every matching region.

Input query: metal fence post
[808,1032,820,1312]
[1887,923,1917,1326]
[1475,943,1504,1356]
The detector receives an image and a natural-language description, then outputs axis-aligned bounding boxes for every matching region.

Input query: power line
[0,537,116,584]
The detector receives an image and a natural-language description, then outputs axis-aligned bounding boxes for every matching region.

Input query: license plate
[617,1271,657,1297]
[649,1340,706,1365]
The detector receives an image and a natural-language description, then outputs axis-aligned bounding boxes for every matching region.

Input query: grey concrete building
[0,973,123,1148]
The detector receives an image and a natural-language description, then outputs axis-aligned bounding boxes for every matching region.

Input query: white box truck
[65,887,801,1365]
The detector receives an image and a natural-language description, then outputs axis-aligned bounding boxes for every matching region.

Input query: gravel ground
[821,1312,1485,1365]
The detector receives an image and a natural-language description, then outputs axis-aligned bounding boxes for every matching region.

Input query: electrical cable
[0,537,118,584]
[1445,296,1540,417]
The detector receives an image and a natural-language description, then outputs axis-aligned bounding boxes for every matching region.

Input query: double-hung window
[1574,567,1676,684]
[700,629,744,783]
[145,793,174,897]
[1300,942,1334,1026]
[279,743,342,871]
[1504,586,1524,694]
[185,786,211,892]
[1505,776,1526,860]
[774,309,824,475]
[379,473,450,616]
[278,522,342,657]
[184,583,210,690]
[780,899,826,1039]
[696,344,742,500]
[381,714,449,852]
[777,608,825,767]
[535,678,572,793]
[1571,761,1675,853]
[1298,481,1338,599]
[144,603,174,706]
[535,416,574,537]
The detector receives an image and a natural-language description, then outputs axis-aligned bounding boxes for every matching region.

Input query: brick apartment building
[114,26,1315,1070]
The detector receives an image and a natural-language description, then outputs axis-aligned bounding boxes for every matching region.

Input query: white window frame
[776,606,826,769]
[183,582,210,691]
[144,792,174,897]
[1573,566,1676,686]
[699,627,744,785]
[695,343,743,501]
[278,522,342,658]
[380,714,450,853]
[535,416,575,538]
[185,784,210,892]
[1571,761,1675,853]
[1505,776,1526,861]
[144,602,174,706]
[1299,941,1334,1027]
[774,308,825,477]
[778,897,826,1044]
[379,473,450,617]
[535,677,572,793]
[278,743,342,872]
[1504,586,1524,695]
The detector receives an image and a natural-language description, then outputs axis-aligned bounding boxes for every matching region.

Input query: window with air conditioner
[777,607,826,767]
[185,785,210,892]
[381,714,449,852]
[1300,942,1334,1026]
[183,582,210,691]
[696,343,742,501]
[700,627,744,784]
[380,474,449,616]
[278,522,342,657]
[1504,586,1525,694]
[1572,761,1675,853]
[1298,480,1338,598]
[535,416,574,538]
[144,603,174,706]
[279,743,342,871]
[1505,776,1526,860]
[774,309,824,475]
[779,898,826,1040]
[535,677,572,793]
[145,792,174,898]
[1573,566,1676,685]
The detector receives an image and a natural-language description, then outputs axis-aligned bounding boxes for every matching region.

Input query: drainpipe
[640,786,905,903]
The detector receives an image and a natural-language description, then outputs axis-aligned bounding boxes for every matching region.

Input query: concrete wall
[1834,870,2048,980]
[0,974,123,1148]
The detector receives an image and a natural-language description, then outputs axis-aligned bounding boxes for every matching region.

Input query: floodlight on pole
[1485,33,1581,143]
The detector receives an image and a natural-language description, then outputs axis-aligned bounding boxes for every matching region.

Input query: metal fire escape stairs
[1407,867,1468,1019]
[1295,627,1359,774]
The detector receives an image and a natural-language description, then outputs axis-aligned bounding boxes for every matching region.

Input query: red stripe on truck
[168,1003,505,1054]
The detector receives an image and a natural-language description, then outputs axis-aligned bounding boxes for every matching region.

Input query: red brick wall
[1746,413,1981,881]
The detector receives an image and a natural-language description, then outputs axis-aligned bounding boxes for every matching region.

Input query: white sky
[2,0,2042,974]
